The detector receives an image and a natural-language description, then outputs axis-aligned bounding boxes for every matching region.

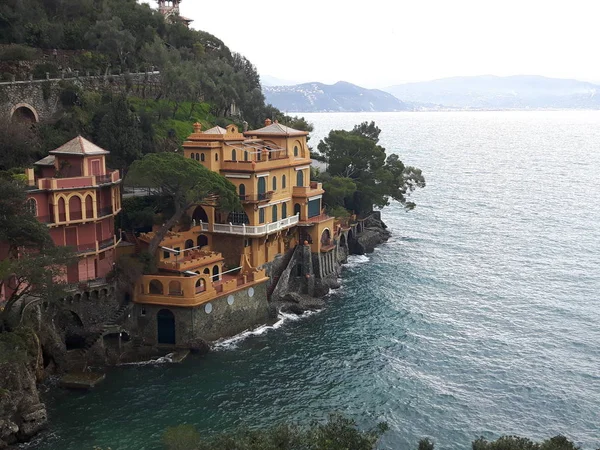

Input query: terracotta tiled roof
[33,155,56,166]
[245,122,308,137]
[49,136,109,156]
[203,126,228,135]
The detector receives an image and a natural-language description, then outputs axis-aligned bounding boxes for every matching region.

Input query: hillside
[264,81,409,112]
[384,75,600,110]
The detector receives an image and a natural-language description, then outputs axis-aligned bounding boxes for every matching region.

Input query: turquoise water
[31,112,600,450]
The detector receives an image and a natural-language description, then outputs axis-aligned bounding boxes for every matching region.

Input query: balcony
[157,249,223,272]
[239,191,273,204]
[99,237,115,249]
[298,213,333,226]
[292,182,323,198]
[36,170,121,191]
[212,214,299,236]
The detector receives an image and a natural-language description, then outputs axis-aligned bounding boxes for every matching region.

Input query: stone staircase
[124,230,141,253]
[65,302,131,372]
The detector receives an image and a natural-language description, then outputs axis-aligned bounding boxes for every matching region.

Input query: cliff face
[0,329,48,448]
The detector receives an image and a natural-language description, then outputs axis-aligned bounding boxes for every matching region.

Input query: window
[297,170,304,187]
[215,153,219,161]
[201,153,205,162]
[244,151,248,161]
[272,205,277,222]
[195,153,199,161]
[259,208,265,224]
[141,307,146,317]
[272,176,277,190]
[190,154,195,159]
[239,184,246,199]
[25,198,37,216]
[232,149,237,161]
[163,250,170,259]
[282,203,287,219]
[294,145,299,157]
[282,175,286,189]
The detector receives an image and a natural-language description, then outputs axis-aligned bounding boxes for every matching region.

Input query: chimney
[193,122,202,133]
[264,118,272,126]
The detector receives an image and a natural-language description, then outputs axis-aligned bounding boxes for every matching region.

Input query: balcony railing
[95,174,113,184]
[212,214,299,236]
[77,242,97,253]
[99,237,115,249]
[239,191,273,203]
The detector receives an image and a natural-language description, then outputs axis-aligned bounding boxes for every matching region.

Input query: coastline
[0,213,390,448]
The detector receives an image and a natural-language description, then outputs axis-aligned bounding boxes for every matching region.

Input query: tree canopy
[317,121,425,215]
[125,152,239,255]
[0,179,74,331]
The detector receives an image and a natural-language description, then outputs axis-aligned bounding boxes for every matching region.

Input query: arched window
[68,195,82,220]
[232,149,237,161]
[58,197,66,222]
[294,203,301,217]
[168,280,182,295]
[197,234,209,248]
[296,170,304,187]
[203,267,210,275]
[272,205,278,222]
[282,174,286,189]
[195,153,199,161]
[272,176,277,191]
[195,278,206,293]
[84,195,93,219]
[294,145,299,157]
[212,265,220,281]
[25,198,37,216]
[149,280,163,294]
[282,202,287,219]
[257,177,266,200]
[239,184,246,199]
[201,153,205,162]
[190,154,195,159]
[185,239,194,249]
[259,208,265,224]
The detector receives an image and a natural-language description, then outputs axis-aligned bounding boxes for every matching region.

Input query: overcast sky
[147,0,599,88]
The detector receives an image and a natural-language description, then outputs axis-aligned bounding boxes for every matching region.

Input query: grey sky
[147,0,600,88]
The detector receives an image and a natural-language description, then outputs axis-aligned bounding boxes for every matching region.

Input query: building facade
[25,136,122,284]
[131,120,337,347]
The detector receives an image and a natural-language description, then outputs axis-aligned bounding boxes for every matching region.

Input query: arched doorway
[11,105,38,123]
[294,203,301,217]
[321,229,331,246]
[197,234,208,248]
[340,234,347,248]
[185,239,194,249]
[296,170,304,187]
[212,265,220,281]
[192,205,209,223]
[157,309,175,345]
[257,177,266,200]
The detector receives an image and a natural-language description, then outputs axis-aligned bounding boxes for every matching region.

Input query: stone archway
[192,205,209,223]
[10,103,39,123]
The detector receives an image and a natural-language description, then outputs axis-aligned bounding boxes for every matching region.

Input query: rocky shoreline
[0,215,390,448]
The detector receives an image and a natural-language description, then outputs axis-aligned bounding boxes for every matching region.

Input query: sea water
[29,112,600,450]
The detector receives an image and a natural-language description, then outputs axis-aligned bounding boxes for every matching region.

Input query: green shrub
[0,44,37,61]
[33,62,59,80]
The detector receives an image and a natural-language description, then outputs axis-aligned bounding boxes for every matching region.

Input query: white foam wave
[118,353,175,366]
[343,254,370,268]
[213,310,319,350]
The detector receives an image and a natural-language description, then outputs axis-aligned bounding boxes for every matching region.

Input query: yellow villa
[131,120,347,346]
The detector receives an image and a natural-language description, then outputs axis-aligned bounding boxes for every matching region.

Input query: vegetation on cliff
[315,121,426,216]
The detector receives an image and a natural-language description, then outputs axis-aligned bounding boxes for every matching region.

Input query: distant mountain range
[383,75,600,110]
[263,81,408,113]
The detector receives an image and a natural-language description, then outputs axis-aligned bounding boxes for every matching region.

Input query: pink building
[25,136,122,284]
